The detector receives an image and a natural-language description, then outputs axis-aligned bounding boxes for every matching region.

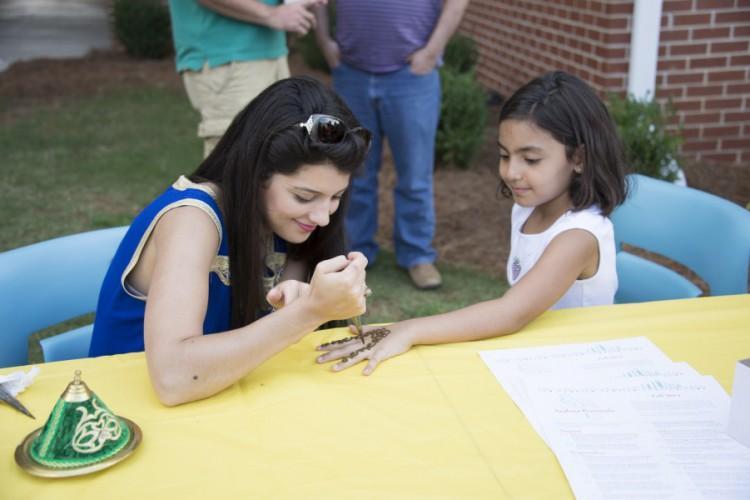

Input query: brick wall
[461,0,633,99]
[460,0,750,204]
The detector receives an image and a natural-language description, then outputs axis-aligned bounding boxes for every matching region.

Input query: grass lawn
[1,85,505,364]
[1,87,201,250]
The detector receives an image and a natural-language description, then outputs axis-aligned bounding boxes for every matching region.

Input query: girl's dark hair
[498,71,628,215]
[189,77,371,328]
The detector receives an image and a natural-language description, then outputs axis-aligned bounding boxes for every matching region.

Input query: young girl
[316,71,628,375]
[89,77,372,405]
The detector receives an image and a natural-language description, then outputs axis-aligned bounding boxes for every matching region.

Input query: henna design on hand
[319,336,358,348]
[340,327,391,363]
[319,327,392,356]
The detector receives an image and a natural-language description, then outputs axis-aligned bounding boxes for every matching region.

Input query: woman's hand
[266,280,311,310]
[315,323,415,375]
[306,252,368,322]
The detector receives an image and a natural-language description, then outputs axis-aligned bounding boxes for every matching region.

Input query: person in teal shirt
[168,0,326,157]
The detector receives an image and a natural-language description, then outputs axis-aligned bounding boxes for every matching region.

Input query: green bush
[607,94,682,182]
[113,0,172,59]
[295,31,330,73]
[436,67,487,169]
[443,33,479,74]
[293,4,335,73]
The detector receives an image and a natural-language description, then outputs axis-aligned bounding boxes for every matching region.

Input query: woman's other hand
[266,280,311,310]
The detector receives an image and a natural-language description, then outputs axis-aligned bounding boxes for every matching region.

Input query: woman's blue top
[89,177,233,356]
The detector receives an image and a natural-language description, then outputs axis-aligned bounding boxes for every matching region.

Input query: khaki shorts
[182,56,290,157]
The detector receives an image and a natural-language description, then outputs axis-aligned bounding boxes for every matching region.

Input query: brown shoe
[408,263,442,290]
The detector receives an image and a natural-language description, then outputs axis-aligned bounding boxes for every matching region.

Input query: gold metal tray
[15,417,142,478]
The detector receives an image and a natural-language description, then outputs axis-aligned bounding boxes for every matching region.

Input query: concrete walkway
[0,0,112,72]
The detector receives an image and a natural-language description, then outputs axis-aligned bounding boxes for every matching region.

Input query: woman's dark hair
[189,77,371,328]
[497,71,628,215]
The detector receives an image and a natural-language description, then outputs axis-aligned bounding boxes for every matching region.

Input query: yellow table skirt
[2,295,749,499]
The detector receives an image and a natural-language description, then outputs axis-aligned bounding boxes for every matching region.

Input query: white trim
[120,199,223,301]
[172,175,219,199]
[628,0,663,100]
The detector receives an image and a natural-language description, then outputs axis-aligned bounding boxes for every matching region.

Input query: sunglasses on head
[298,114,370,144]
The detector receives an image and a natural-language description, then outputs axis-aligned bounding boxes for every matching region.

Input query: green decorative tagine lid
[16,370,141,477]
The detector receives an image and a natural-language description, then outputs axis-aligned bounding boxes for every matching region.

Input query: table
[2,295,749,499]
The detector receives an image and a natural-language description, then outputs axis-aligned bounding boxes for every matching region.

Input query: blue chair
[39,325,97,365]
[611,174,750,303]
[0,226,127,367]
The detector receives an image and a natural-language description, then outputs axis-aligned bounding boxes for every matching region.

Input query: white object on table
[728,358,750,448]
[0,366,40,396]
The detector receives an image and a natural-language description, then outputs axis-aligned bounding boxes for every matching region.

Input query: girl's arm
[318,229,598,374]
[143,207,366,405]
[410,228,598,344]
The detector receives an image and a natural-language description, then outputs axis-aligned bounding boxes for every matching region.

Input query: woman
[90,77,372,405]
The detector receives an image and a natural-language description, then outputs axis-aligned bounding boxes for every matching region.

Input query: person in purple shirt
[314,0,469,290]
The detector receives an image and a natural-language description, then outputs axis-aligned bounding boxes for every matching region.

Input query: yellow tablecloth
[2,295,749,499]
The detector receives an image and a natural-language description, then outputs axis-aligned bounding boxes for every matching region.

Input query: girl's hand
[266,280,311,310]
[307,253,368,322]
[315,324,415,376]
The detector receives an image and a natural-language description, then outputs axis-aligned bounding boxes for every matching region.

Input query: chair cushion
[40,325,93,363]
[615,252,702,304]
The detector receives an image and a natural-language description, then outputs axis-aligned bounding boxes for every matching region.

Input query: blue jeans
[333,62,440,268]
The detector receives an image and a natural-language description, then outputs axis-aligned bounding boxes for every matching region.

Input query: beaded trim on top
[263,237,286,295]
[211,255,230,286]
